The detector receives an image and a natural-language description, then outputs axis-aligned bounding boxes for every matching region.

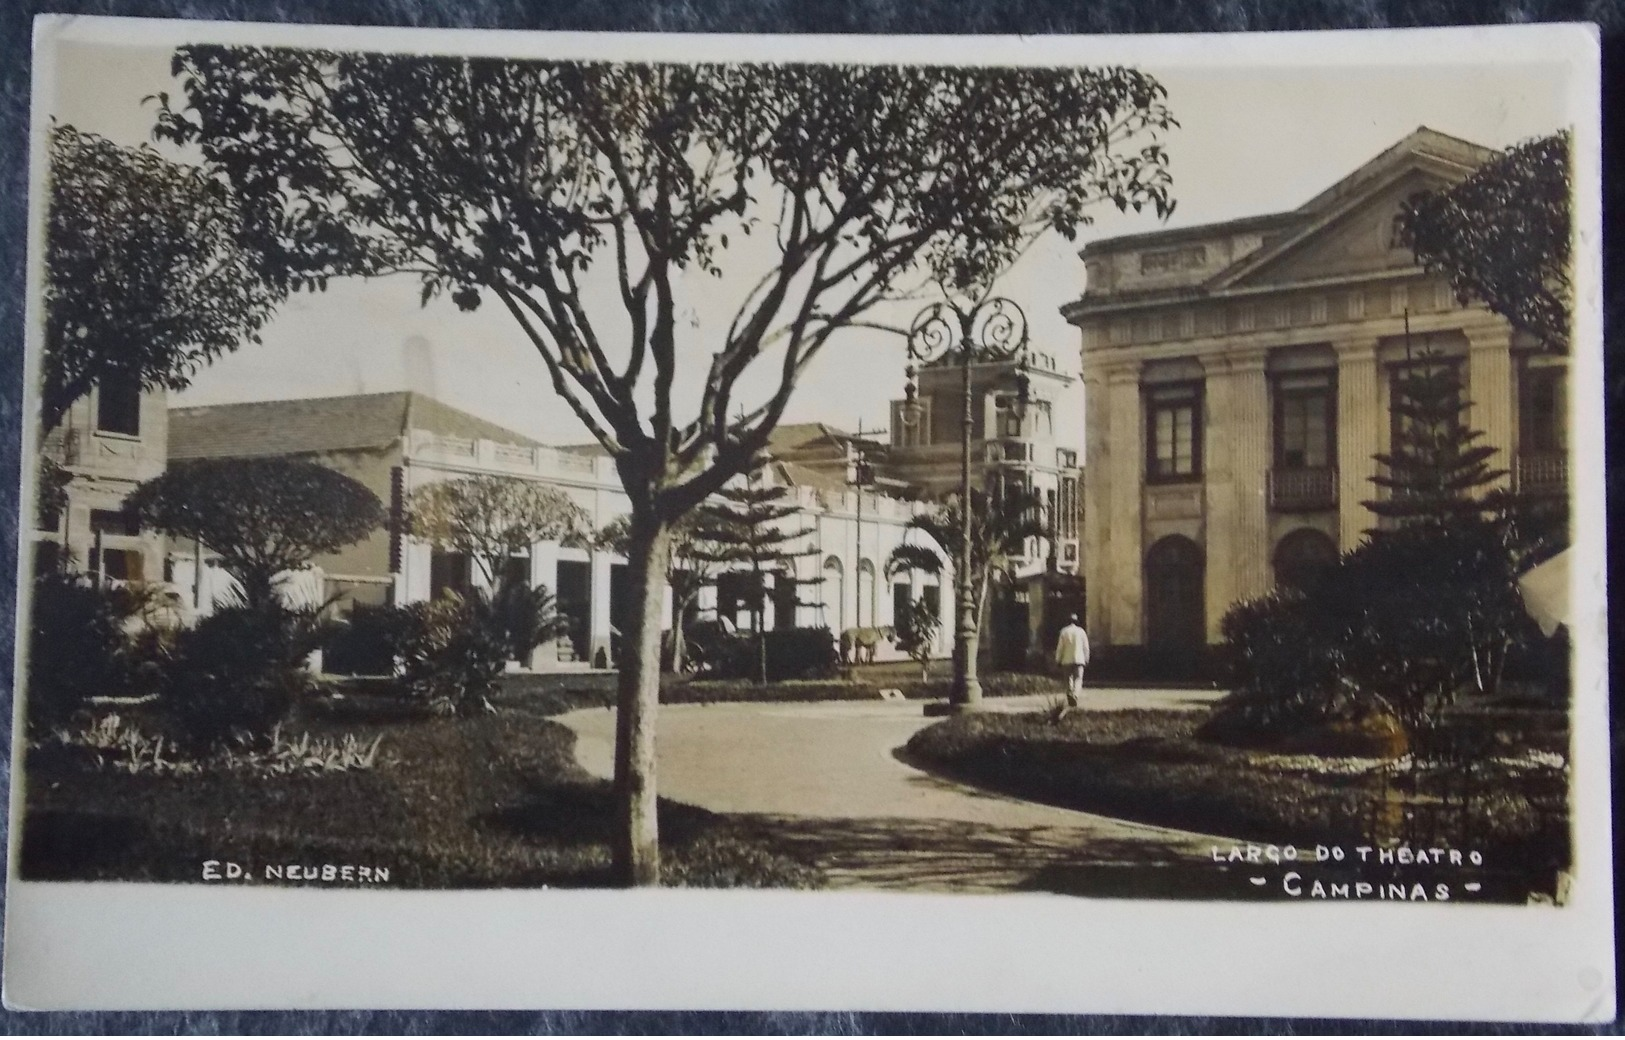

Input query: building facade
[169,391,951,670]
[33,373,169,585]
[883,348,1084,577]
[1062,127,1568,657]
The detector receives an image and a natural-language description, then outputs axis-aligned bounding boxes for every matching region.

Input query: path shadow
[481,770,728,847]
[732,813,1254,899]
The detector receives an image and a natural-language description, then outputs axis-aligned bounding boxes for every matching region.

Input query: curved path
[556,690,1256,897]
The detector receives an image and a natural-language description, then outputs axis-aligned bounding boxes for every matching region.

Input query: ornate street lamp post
[900,296,1029,712]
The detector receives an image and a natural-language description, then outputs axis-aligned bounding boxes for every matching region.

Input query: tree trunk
[241,567,278,611]
[671,613,687,674]
[612,510,671,887]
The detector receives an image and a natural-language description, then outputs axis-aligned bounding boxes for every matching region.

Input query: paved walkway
[556,689,1257,897]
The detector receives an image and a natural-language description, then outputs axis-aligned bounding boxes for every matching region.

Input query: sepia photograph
[3,15,1610,1019]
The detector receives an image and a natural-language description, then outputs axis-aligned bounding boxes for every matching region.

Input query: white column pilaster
[1204,350,1271,638]
[1080,364,1109,642]
[1336,339,1381,550]
[1104,363,1143,645]
[590,549,614,666]
[1466,323,1517,488]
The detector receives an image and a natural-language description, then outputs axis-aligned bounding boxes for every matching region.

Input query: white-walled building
[168,392,950,671]
[32,374,169,584]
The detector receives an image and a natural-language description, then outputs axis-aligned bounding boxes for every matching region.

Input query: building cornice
[1077,305,1503,367]
[1061,266,1428,324]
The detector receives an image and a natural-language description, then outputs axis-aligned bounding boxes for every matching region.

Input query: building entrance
[1145,535,1205,656]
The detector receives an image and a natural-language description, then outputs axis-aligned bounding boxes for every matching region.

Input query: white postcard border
[4,16,1611,1021]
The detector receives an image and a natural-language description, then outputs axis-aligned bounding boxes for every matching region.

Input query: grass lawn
[905,706,1571,900]
[21,704,821,889]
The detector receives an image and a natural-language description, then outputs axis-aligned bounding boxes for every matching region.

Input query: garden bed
[21,706,820,890]
[904,706,1571,897]
[488,667,1065,714]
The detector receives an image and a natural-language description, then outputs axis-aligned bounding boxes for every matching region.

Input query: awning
[1518,548,1571,637]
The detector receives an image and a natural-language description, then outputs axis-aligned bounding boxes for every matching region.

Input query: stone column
[528,541,562,668]
[1201,350,1270,640]
[1336,340,1381,550]
[1466,323,1516,487]
[1080,364,1110,642]
[590,549,615,667]
[1104,363,1144,645]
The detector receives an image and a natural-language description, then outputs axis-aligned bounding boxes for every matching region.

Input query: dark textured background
[0,0,1621,1033]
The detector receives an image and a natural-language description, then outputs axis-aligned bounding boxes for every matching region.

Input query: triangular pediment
[1208,128,1494,291]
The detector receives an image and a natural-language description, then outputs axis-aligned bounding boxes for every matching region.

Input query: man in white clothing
[1054,614,1091,712]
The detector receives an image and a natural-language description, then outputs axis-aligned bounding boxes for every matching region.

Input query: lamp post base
[923,699,989,717]
[923,678,987,716]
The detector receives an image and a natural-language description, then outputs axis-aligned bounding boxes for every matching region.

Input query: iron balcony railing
[1267,466,1338,512]
[1515,452,1568,496]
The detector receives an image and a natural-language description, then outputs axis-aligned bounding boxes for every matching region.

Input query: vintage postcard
[3,15,1610,1019]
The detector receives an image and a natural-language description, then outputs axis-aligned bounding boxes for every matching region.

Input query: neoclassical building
[1062,127,1568,658]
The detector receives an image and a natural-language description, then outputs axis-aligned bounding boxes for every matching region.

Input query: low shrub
[25,574,163,731]
[323,604,415,677]
[395,595,510,717]
[1214,519,1561,746]
[164,602,328,749]
[394,585,570,717]
[761,627,839,682]
[42,712,384,778]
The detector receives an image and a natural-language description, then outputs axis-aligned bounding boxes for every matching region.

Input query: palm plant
[887,486,1048,679]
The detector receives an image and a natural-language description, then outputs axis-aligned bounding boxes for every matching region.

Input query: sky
[44,38,1574,450]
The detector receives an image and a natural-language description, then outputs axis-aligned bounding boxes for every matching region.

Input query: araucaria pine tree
[692,468,819,683]
[1363,345,1506,529]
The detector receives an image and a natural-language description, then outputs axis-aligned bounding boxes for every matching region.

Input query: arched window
[773,565,799,631]
[856,559,877,630]
[1273,528,1339,594]
[822,556,845,632]
[1144,535,1205,652]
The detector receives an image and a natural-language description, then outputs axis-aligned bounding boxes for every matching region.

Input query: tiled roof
[771,459,848,493]
[766,422,845,454]
[169,391,541,461]
[1081,126,1492,258]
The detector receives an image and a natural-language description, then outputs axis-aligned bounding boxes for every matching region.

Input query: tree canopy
[43,125,281,432]
[691,473,818,627]
[1364,347,1505,529]
[407,474,591,591]
[128,457,384,606]
[1401,130,1572,352]
[155,50,1175,520]
[155,46,1178,886]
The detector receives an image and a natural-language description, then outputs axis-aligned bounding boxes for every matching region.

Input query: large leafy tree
[43,125,281,433]
[1400,130,1572,353]
[407,475,591,593]
[127,457,385,608]
[887,487,1047,686]
[156,48,1176,885]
